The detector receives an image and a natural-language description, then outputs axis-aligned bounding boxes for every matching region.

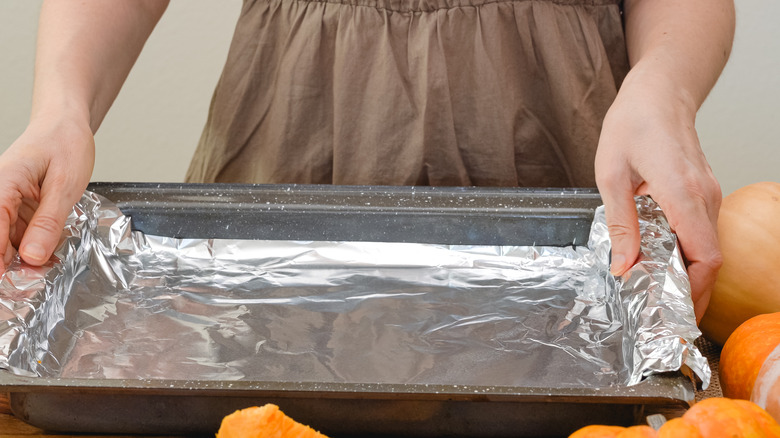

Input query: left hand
[595,66,723,322]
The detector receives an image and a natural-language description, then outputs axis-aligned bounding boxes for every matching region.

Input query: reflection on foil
[0,192,709,388]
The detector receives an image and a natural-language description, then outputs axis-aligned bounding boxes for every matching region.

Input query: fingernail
[610,253,626,276]
[21,243,47,263]
[4,248,15,266]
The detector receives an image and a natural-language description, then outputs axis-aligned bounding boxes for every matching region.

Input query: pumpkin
[615,426,658,437]
[216,404,328,438]
[720,312,780,422]
[615,426,658,438]
[753,345,780,424]
[737,398,780,435]
[569,425,625,438]
[699,181,780,345]
[680,398,774,437]
[569,425,657,438]
[567,398,780,437]
[655,418,702,438]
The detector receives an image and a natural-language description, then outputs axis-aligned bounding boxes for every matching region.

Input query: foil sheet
[0,191,709,389]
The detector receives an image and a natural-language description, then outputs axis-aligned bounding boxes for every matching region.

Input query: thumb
[18,190,78,266]
[601,191,641,276]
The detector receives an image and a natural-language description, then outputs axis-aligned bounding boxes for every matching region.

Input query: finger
[692,278,713,324]
[599,188,641,277]
[10,220,26,249]
[0,213,9,274]
[682,237,721,323]
[4,239,16,267]
[661,197,722,322]
[19,197,39,224]
[18,188,78,266]
[0,194,22,275]
[11,199,38,248]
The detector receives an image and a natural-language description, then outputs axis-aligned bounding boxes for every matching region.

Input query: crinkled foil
[0,191,709,389]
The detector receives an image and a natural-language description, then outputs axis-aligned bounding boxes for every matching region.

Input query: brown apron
[186,0,628,187]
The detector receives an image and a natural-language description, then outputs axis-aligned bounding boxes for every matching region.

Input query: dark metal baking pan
[86,182,602,246]
[1,373,693,437]
[0,183,695,437]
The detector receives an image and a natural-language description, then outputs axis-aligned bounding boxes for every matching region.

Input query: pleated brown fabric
[186,0,629,187]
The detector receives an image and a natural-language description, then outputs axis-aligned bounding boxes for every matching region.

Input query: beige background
[1,1,777,195]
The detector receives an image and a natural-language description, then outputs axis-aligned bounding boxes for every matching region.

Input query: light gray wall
[1,1,777,194]
[696,1,780,194]
[0,1,241,183]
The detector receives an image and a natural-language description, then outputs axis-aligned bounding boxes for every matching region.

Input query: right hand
[0,115,95,274]
[595,68,723,322]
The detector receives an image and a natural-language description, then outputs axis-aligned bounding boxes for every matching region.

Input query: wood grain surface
[1,392,47,436]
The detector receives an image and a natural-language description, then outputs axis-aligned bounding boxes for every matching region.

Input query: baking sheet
[0,184,709,436]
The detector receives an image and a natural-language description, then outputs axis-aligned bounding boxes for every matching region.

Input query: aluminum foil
[0,191,709,388]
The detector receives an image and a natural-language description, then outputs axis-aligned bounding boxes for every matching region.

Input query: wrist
[619,59,700,120]
[23,103,96,159]
[29,99,93,133]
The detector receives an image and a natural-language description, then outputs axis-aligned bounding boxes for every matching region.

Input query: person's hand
[0,115,95,274]
[595,68,723,322]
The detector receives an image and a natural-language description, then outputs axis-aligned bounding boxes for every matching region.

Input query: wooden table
[1,392,97,437]
[1,392,42,436]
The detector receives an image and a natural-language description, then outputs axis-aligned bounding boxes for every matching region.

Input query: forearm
[31,0,170,132]
[622,0,735,113]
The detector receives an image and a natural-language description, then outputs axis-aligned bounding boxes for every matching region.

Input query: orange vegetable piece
[656,418,701,438]
[216,404,328,438]
[699,182,780,345]
[720,312,780,401]
[732,399,780,437]
[569,425,625,438]
[568,398,780,438]
[615,425,657,437]
[680,398,766,438]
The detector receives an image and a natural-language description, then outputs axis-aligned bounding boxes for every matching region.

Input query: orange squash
[615,426,657,437]
[567,398,780,438]
[699,181,780,345]
[655,418,702,438]
[569,425,625,438]
[680,398,770,437]
[216,404,328,438]
[720,313,780,399]
[735,398,780,436]
[753,350,780,424]
[720,312,780,422]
